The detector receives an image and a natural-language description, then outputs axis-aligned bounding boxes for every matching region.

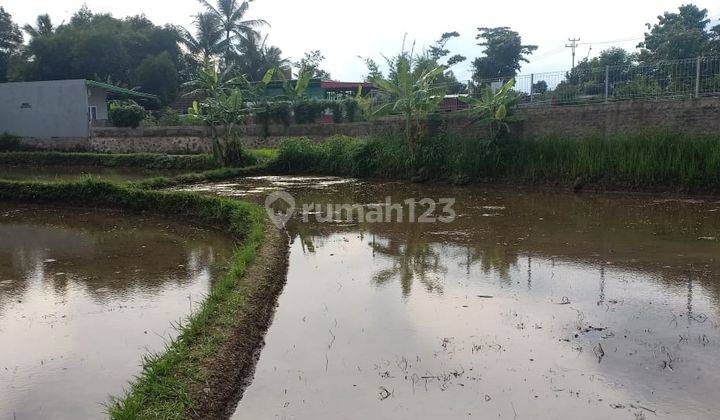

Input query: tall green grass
[271,131,720,191]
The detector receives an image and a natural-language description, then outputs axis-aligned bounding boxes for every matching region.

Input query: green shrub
[0,133,24,152]
[109,101,147,128]
[293,100,326,124]
[343,99,361,122]
[157,108,203,127]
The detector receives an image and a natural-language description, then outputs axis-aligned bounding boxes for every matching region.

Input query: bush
[109,101,147,128]
[343,99,361,122]
[293,100,326,124]
[0,133,24,152]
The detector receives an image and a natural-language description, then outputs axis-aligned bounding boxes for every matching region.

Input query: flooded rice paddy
[0,165,184,182]
[182,176,720,419]
[0,205,234,419]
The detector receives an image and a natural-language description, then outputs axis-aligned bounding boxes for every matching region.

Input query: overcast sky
[3,0,720,81]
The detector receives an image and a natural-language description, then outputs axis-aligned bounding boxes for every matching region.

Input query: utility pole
[566,38,580,69]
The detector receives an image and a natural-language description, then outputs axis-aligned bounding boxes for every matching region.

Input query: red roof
[321,81,375,90]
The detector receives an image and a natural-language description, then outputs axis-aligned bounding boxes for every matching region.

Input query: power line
[566,38,580,68]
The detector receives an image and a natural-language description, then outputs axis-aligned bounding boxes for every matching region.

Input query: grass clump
[271,130,720,192]
[0,179,267,419]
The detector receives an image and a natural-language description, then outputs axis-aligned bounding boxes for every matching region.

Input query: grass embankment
[271,132,720,192]
[0,151,218,170]
[0,149,277,171]
[0,179,288,419]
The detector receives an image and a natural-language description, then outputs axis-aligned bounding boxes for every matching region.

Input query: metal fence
[471,56,720,107]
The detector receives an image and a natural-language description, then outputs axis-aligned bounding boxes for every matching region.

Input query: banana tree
[459,78,520,142]
[369,52,446,155]
[186,61,254,166]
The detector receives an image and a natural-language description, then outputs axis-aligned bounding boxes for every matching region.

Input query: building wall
[17,98,720,153]
[0,80,90,138]
[87,86,108,123]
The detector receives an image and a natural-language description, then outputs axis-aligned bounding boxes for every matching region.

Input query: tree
[429,31,466,66]
[180,13,225,62]
[532,80,548,94]
[198,0,267,65]
[232,31,288,81]
[0,7,22,82]
[360,56,383,81]
[295,50,330,80]
[472,27,537,82]
[23,14,55,40]
[638,4,720,62]
[370,45,446,165]
[134,52,179,104]
[186,61,255,166]
[15,7,183,97]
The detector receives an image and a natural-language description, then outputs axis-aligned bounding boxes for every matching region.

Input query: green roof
[85,80,159,101]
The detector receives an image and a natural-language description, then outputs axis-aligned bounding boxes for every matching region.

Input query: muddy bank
[189,221,290,419]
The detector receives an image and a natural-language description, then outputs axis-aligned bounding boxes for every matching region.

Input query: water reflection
[181,176,720,419]
[0,204,234,419]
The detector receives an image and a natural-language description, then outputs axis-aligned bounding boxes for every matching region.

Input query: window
[88,106,97,122]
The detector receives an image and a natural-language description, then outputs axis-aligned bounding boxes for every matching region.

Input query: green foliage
[109,101,147,128]
[186,61,253,166]
[14,8,184,96]
[459,78,520,141]
[156,108,204,126]
[370,42,446,159]
[0,133,24,152]
[292,100,325,124]
[472,27,537,81]
[199,0,268,65]
[343,98,361,123]
[0,7,23,54]
[134,52,179,104]
[255,101,291,137]
[638,4,720,62]
[294,49,330,80]
[271,131,720,192]
[0,179,266,419]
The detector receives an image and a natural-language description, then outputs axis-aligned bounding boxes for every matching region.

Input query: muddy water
[0,165,184,182]
[0,205,234,419]
[185,177,720,419]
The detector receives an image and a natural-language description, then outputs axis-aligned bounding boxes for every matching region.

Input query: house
[0,79,157,139]
[170,79,377,113]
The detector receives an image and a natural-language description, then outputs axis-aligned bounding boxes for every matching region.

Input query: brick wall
[18,98,720,154]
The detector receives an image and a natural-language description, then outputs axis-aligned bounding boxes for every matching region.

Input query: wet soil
[188,221,289,419]
[180,176,720,419]
[0,204,235,419]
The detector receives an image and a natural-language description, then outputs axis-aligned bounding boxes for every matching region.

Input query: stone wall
[17,98,720,154]
[514,97,720,139]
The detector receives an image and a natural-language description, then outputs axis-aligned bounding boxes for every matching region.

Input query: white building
[0,79,157,138]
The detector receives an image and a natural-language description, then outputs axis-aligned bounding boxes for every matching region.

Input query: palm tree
[23,14,54,40]
[198,0,267,65]
[180,12,225,62]
[233,32,288,81]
